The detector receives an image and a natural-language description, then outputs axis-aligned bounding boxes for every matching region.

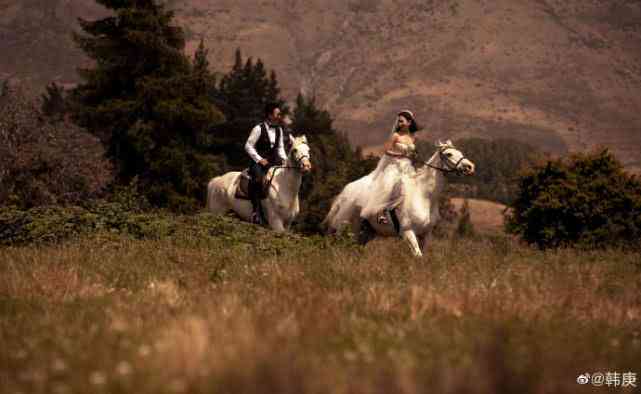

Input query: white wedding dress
[361,141,416,220]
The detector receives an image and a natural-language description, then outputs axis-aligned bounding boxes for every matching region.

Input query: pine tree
[193,38,209,74]
[71,0,224,211]
[291,94,376,233]
[214,49,285,167]
[41,82,67,120]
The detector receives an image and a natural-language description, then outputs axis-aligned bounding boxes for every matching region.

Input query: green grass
[1,217,640,394]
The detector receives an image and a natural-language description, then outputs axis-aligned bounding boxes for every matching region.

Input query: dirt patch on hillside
[451,198,507,235]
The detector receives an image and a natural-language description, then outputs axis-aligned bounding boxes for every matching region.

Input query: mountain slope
[2,0,640,170]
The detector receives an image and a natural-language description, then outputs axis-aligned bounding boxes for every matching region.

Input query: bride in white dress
[361,110,420,224]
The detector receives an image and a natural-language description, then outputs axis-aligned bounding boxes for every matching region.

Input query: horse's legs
[357,219,376,245]
[265,203,286,232]
[349,213,361,236]
[419,232,431,256]
[401,229,422,257]
[269,217,286,232]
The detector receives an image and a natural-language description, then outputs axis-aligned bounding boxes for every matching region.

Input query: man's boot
[249,183,263,225]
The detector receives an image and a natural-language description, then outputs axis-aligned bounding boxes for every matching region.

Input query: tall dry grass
[1,233,640,394]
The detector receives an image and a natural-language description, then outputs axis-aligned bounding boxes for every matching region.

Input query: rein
[424,149,466,175]
[264,153,309,192]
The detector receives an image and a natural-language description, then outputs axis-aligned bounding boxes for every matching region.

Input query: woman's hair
[397,110,419,134]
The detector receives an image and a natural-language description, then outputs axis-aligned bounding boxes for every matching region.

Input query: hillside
[451,198,507,235]
[2,0,641,170]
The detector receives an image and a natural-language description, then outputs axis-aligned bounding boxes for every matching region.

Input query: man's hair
[265,102,280,118]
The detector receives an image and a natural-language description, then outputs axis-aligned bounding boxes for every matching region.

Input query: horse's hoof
[250,213,263,225]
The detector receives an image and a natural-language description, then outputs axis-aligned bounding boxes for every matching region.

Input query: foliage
[428,185,459,239]
[41,82,67,120]
[416,137,543,204]
[70,0,225,212]
[0,84,113,209]
[455,199,475,238]
[291,94,378,233]
[505,149,641,249]
[213,49,284,168]
[212,55,379,233]
[0,203,356,251]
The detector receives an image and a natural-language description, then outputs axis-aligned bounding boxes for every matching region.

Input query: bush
[455,199,475,238]
[0,83,113,209]
[0,203,357,252]
[505,149,641,249]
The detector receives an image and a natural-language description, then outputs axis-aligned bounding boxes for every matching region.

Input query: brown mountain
[2,0,641,171]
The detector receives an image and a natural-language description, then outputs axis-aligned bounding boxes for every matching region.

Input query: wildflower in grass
[138,345,151,357]
[169,379,187,393]
[116,361,132,376]
[52,358,67,373]
[89,371,106,385]
[52,383,70,394]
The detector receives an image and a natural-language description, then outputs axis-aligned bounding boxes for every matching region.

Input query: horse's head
[289,135,312,173]
[435,140,475,175]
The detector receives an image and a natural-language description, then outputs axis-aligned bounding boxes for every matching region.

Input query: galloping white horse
[324,140,475,256]
[207,135,312,232]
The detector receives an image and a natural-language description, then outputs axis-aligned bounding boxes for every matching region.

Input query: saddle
[234,169,271,200]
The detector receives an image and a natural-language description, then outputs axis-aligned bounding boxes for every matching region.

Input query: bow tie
[267,123,279,128]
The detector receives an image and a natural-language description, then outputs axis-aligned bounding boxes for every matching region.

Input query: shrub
[0,204,357,252]
[455,199,475,238]
[505,149,641,249]
[0,83,113,209]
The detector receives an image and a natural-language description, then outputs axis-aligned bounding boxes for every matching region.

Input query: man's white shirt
[245,122,287,163]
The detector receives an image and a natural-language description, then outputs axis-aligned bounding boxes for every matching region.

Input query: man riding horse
[245,103,291,224]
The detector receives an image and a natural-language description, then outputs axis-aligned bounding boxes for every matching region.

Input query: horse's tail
[322,195,342,234]
[206,175,227,212]
[206,177,216,210]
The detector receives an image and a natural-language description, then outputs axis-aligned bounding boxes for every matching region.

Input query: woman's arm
[384,133,402,156]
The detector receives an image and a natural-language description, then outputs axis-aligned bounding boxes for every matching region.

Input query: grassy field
[1,216,640,394]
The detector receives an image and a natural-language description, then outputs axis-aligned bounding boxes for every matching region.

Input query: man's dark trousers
[249,161,270,223]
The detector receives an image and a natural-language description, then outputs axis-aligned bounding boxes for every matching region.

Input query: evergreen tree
[193,38,209,74]
[192,38,217,98]
[41,82,67,120]
[214,49,285,167]
[71,0,224,211]
[292,94,376,233]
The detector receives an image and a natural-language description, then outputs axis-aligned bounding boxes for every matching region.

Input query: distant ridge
[2,0,640,171]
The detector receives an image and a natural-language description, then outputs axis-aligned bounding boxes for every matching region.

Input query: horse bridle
[281,146,310,171]
[263,146,310,191]
[425,147,467,175]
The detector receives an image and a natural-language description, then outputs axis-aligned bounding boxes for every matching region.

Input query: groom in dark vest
[244,102,288,224]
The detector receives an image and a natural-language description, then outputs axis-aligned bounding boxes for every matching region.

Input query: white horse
[207,135,312,232]
[324,140,475,256]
